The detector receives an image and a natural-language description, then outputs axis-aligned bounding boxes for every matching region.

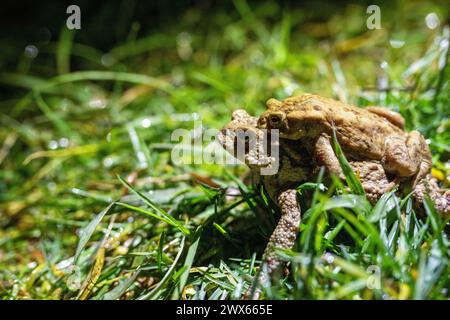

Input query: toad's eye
[269,114,283,128]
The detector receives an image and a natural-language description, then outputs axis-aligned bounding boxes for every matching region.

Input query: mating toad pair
[217,94,449,299]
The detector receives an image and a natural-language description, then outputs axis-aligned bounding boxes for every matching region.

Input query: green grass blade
[114,201,176,226]
[138,237,186,300]
[74,202,115,264]
[117,175,190,235]
[102,269,141,300]
[331,127,366,196]
[368,191,397,222]
[157,232,166,275]
[172,228,201,299]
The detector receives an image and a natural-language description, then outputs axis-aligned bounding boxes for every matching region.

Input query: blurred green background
[0,0,449,300]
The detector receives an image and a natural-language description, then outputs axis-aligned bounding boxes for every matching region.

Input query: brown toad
[217,110,310,299]
[257,94,432,185]
[218,110,398,204]
[217,109,448,299]
[218,110,391,299]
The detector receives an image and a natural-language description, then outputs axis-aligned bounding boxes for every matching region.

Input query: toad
[217,110,310,299]
[257,94,432,186]
[218,109,448,299]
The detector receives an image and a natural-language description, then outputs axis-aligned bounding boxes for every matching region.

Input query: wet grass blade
[102,269,141,300]
[74,203,114,264]
[138,237,186,300]
[323,194,372,216]
[114,201,179,227]
[331,127,366,196]
[172,228,201,299]
[56,27,74,74]
[77,247,106,300]
[157,232,166,275]
[368,191,396,222]
[117,175,190,235]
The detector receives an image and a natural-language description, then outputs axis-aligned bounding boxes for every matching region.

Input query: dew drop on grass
[141,118,151,128]
[324,252,334,264]
[24,45,39,58]
[103,156,114,168]
[59,137,69,148]
[425,13,440,30]
[48,140,58,150]
[101,54,116,67]
[389,39,405,48]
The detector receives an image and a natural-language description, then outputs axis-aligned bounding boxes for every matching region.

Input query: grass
[0,0,449,300]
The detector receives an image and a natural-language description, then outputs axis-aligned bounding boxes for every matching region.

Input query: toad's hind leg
[366,106,405,129]
[245,189,301,300]
[382,131,424,177]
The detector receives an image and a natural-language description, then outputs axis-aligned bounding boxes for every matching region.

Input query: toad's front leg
[246,189,301,299]
[314,133,343,177]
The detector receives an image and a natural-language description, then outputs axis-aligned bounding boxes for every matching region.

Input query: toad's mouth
[217,127,275,168]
